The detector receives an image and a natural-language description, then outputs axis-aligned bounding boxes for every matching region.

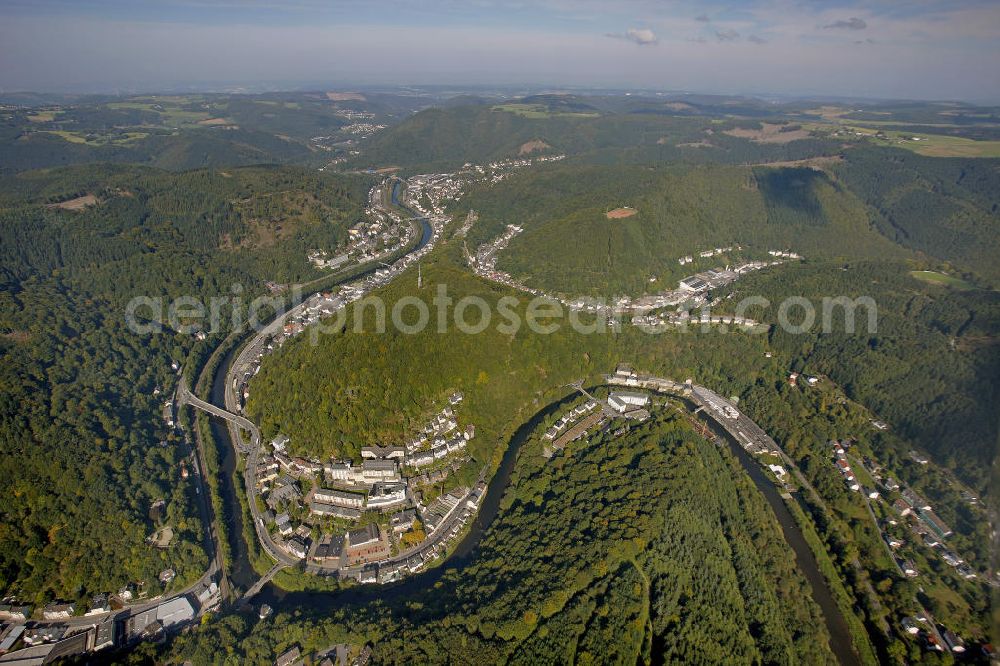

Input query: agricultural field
[845,125,1000,157]
[492,103,600,118]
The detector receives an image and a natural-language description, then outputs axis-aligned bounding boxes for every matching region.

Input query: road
[240,563,288,603]
[178,383,260,453]
[215,177,435,585]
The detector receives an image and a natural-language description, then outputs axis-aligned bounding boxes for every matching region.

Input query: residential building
[87,594,110,616]
[314,488,366,509]
[366,482,408,510]
[275,512,293,536]
[266,478,302,510]
[361,446,405,460]
[0,605,31,622]
[275,646,302,666]
[902,488,931,511]
[324,461,354,483]
[390,509,417,533]
[42,602,75,620]
[942,630,966,654]
[408,450,435,468]
[918,510,953,540]
[287,537,309,559]
[309,502,362,520]
[362,459,400,483]
[313,534,344,562]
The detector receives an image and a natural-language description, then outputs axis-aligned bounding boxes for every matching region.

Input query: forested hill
[0,164,368,604]
[456,160,907,296]
[0,164,368,295]
[352,103,845,172]
[170,413,837,665]
[834,147,1000,285]
[0,90,432,173]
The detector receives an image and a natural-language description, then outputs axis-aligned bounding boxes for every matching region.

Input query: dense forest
[167,413,837,665]
[0,163,368,603]
[727,259,1000,491]
[834,147,1000,285]
[456,160,906,296]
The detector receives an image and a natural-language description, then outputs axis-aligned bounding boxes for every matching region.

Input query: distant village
[467,229,801,331]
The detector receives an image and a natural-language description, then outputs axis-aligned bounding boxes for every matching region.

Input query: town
[253,391,488,584]
[467,225,798,331]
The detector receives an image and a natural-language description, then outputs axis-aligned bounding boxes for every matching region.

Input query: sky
[1,0,999,101]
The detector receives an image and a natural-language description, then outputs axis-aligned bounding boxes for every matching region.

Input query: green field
[910,270,975,289]
[844,124,1000,157]
[492,103,600,118]
[43,129,150,146]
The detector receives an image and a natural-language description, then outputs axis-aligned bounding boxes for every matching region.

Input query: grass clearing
[842,125,1000,157]
[493,103,599,119]
[910,270,975,289]
[43,129,149,146]
[724,122,813,144]
[518,139,552,155]
[106,100,212,127]
[47,194,99,211]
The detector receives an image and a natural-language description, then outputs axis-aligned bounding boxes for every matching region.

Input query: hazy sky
[2,0,999,101]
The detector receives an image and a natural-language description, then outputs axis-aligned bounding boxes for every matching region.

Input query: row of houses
[367,483,489,584]
[543,401,599,440]
[832,440,862,492]
[0,617,117,662]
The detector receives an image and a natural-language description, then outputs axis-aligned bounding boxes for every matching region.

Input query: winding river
[201,178,856,663]
[209,360,857,664]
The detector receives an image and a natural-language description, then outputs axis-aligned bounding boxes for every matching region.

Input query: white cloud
[607,27,658,45]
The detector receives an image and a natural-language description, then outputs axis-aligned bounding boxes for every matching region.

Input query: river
[203,178,854,661]
[697,408,860,666]
[209,364,856,666]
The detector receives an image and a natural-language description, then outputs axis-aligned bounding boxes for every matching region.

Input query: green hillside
[834,147,1000,285]
[353,103,844,172]
[0,164,368,603]
[172,414,837,665]
[0,91,431,173]
[460,161,906,296]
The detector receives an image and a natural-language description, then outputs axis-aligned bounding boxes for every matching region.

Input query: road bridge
[177,383,260,452]
[240,563,288,604]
